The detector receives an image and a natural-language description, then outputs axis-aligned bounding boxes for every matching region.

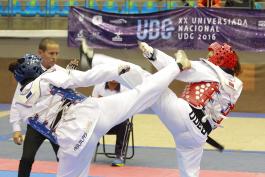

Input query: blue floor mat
[0,171,55,177]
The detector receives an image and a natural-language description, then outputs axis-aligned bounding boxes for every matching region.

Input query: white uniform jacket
[9,64,64,132]
[152,49,243,143]
[13,64,122,156]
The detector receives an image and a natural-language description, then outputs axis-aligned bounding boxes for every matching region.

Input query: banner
[68,7,265,51]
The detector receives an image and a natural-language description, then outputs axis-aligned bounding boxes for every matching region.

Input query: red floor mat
[1,158,264,177]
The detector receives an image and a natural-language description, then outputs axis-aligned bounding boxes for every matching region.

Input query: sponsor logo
[92,15,103,26]
[74,132,87,151]
[258,20,265,28]
[75,30,85,41]
[109,18,127,25]
[137,18,175,40]
[189,111,207,135]
[112,31,123,42]
[228,81,234,88]
[91,31,100,39]
[92,31,99,36]
[78,14,85,22]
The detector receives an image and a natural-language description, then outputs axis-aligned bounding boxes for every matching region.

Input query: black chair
[94,117,135,164]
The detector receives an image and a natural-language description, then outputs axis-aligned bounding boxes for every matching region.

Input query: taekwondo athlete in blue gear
[9,46,192,177]
[9,38,79,177]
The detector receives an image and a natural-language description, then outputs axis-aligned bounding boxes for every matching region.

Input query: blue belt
[28,114,58,144]
[50,86,86,104]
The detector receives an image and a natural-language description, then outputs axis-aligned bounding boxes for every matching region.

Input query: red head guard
[208,42,238,70]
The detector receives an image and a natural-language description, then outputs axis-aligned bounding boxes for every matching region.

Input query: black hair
[220,67,234,76]
[105,82,120,92]
[8,62,18,73]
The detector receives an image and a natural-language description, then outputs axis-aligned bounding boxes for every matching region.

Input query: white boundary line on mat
[0,30,67,38]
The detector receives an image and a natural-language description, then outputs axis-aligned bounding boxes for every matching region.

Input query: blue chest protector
[49,85,87,104]
[28,86,87,144]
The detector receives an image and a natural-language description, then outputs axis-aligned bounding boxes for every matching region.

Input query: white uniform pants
[151,50,207,177]
[56,57,180,177]
[92,54,206,177]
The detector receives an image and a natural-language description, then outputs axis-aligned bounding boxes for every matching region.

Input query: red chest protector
[181,82,219,109]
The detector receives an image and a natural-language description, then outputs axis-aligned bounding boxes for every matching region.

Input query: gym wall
[0,38,264,113]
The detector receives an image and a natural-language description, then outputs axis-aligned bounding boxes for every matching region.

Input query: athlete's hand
[66,59,79,70]
[118,65,130,75]
[13,131,23,145]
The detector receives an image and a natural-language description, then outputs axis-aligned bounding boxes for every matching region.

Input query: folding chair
[21,0,42,17]
[59,0,79,17]
[102,0,119,13]
[12,0,22,16]
[120,1,140,14]
[141,1,159,13]
[94,117,135,164]
[85,0,99,10]
[161,1,178,11]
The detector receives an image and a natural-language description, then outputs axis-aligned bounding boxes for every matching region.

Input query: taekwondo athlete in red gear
[139,41,243,177]
[87,40,243,177]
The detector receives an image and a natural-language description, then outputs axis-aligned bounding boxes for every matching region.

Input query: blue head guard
[14,54,44,85]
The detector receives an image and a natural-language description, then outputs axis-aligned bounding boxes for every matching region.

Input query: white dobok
[91,50,243,177]
[13,59,181,177]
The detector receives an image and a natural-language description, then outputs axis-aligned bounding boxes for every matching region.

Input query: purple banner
[68,7,265,51]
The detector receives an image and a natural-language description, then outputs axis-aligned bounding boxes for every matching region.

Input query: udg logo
[137,19,175,40]
[189,111,207,135]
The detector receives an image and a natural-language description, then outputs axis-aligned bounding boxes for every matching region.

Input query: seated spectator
[198,0,221,7]
[92,80,130,167]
